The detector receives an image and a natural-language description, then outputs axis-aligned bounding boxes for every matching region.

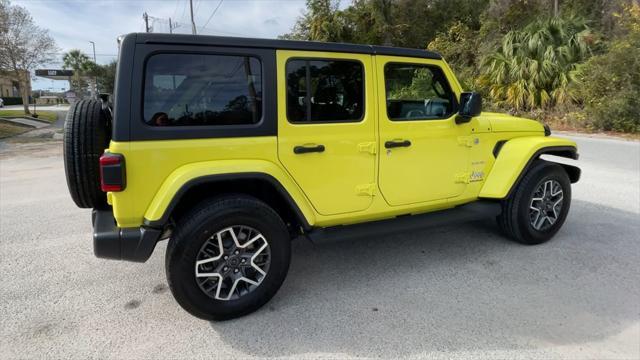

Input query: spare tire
[63,99,111,209]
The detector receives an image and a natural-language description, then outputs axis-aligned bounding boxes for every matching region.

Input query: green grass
[0,122,31,139]
[0,110,58,123]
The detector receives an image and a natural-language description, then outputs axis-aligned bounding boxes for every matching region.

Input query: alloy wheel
[195,226,271,301]
[529,179,564,231]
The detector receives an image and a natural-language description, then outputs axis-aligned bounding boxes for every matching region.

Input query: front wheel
[166,195,291,320]
[497,160,572,245]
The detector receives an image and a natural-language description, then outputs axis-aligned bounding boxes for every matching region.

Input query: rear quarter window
[143,53,262,126]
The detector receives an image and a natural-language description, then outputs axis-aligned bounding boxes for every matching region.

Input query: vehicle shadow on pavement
[209,199,640,358]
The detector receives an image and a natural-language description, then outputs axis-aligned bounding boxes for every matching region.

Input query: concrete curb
[0,117,50,129]
[24,116,53,124]
[0,117,35,128]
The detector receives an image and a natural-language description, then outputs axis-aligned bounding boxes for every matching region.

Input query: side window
[143,53,262,126]
[286,59,364,123]
[384,63,455,121]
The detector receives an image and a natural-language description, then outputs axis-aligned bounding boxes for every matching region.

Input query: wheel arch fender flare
[479,136,580,199]
[143,160,316,230]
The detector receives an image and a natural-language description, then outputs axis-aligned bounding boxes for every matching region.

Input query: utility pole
[89,41,98,98]
[169,19,181,34]
[143,12,150,32]
[189,0,197,35]
[553,0,559,17]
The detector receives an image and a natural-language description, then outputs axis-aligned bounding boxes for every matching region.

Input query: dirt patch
[0,138,62,160]
[0,122,31,139]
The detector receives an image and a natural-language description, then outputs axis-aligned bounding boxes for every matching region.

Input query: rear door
[276,50,376,216]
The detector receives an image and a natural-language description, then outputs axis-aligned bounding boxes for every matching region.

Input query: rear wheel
[63,99,111,208]
[166,195,291,320]
[497,160,572,245]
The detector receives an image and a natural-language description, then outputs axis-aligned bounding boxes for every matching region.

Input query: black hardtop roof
[132,33,442,60]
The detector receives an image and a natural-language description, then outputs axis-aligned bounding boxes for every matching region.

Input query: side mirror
[456,92,482,124]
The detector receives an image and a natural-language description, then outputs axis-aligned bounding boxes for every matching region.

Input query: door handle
[294,144,325,154]
[385,140,411,149]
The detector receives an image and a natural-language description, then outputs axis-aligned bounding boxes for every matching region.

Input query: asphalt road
[1,134,639,359]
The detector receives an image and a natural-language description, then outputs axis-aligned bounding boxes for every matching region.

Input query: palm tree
[478,17,593,111]
[62,49,93,95]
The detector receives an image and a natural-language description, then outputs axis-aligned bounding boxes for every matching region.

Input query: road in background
[1,134,638,359]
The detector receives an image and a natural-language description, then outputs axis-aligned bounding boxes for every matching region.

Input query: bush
[572,5,640,133]
[1,97,23,106]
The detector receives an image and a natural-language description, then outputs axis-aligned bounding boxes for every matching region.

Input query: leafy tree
[427,21,480,89]
[280,0,348,42]
[481,0,548,34]
[0,0,58,114]
[282,0,490,47]
[338,0,379,44]
[386,67,437,99]
[561,0,636,34]
[393,0,489,48]
[367,0,395,45]
[571,4,640,132]
[95,60,117,94]
[478,17,594,111]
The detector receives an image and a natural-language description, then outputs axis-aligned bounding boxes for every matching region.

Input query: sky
[13,0,312,91]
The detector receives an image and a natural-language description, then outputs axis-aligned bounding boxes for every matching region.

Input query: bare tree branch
[0,1,59,114]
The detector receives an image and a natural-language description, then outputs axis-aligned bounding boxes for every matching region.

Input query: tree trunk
[19,72,30,115]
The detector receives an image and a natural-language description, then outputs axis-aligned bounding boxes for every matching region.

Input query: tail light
[99,153,126,192]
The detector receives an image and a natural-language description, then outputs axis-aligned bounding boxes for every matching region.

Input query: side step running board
[306,201,501,244]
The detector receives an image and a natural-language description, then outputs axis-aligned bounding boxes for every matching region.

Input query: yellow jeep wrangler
[64,33,580,320]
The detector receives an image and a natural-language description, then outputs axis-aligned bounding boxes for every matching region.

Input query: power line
[200,0,224,30]
[180,0,188,23]
[171,0,181,19]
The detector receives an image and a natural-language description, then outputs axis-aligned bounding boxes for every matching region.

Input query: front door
[277,50,376,216]
[376,56,470,206]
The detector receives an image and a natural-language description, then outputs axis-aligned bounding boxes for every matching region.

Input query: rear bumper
[92,209,162,262]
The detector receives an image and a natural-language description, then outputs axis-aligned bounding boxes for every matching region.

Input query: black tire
[63,100,110,209]
[166,195,291,321]
[497,160,572,245]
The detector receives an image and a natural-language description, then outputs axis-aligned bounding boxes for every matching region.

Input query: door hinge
[358,142,377,155]
[355,183,376,196]
[455,172,470,184]
[457,136,475,147]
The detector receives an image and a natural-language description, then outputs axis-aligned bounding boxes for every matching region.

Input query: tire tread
[63,99,109,208]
